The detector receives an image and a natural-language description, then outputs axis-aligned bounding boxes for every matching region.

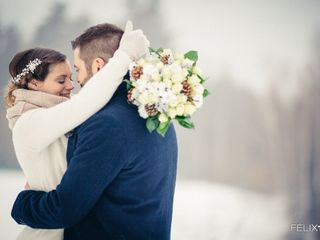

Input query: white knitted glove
[118,20,150,61]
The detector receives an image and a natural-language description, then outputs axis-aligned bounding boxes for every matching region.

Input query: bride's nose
[66,79,74,90]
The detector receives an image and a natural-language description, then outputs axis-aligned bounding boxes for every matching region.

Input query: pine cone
[145,104,159,117]
[160,54,170,64]
[127,89,134,102]
[131,66,143,80]
[181,80,193,98]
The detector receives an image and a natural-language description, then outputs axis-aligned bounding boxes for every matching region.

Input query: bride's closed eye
[56,75,73,84]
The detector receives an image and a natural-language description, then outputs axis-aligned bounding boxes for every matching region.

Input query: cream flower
[182,58,194,67]
[184,103,196,116]
[137,58,146,66]
[193,84,204,95]
[162,67,173,79]
[163,78,173,88]
[176,104,185,116]
[192,66,203,75]
[156,62,164,70]
[159,113,169,123]
[175,53,184,61]
[193,95,204,108]
[151,73,161,82]
[171,73,184,83]
[178,95,188,104]
[148,93,159,104]
[188,75,201,85]
[138,105,149,119]
[169,99,179,108]
[167,108,177,119]
[171,83,183,94]
[138,92,149,105]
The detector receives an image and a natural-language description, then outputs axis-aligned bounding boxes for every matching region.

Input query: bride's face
[29,61,74,98]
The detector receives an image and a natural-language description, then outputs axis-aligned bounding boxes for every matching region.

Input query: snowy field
[0,170,289,240]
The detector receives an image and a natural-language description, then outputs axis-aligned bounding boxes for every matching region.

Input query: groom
[11,22,178,240]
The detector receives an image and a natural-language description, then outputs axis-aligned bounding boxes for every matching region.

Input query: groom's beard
[80,71,94,88]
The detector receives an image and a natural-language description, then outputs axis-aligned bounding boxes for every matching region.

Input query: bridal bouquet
[125,48,209,137]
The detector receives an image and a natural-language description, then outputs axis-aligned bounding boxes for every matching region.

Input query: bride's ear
[27,79,40,91]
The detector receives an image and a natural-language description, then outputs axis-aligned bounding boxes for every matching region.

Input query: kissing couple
[5,20,178,240]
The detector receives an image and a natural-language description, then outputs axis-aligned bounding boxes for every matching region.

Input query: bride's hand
[25,182,31,190]
[119,20,150,61]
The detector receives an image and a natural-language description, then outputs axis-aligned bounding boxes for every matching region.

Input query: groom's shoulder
[78,98,136,133]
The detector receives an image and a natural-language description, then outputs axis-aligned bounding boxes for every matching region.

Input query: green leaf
[203,89,210,98]
[197,74,205,84]
[149,47,157,54]
[176,116,195,129]
[123,79,132,90]
[184,51,198,62]
[156,48,164,54]
[156,121,171,137]
[146,117,160,133]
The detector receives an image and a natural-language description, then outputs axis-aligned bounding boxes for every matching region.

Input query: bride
[5,21,149,240]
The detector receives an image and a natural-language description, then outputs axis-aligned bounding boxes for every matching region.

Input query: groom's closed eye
[74,65,79,72]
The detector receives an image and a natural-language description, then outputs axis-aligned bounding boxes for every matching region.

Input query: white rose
[156,62,164,70]
[137,59,146,66]
[188,75,201,85]
[169,99,179,108]
[151,73,161,82]
[159,113,169,123]
[192,66,203,75]
[148,94,159,103]
[162,67,173,79]
[143,63,158,76]
[131,88,139,98]
[138,92,149,105]
[163,78,172,88]
[178,95,188,104]
[176,104,185,116]
[163,49,173,56]
[138,105,149,119]
[171,83,183,94]
[169,63,183,74]
[184,103,196,116]
[183,58,194,67]
[175,53,184,61]
[193,84,204,95]
[193,95,204,108]
[167,108,177,119]
[182,69,189,78]
[171,73,184,83]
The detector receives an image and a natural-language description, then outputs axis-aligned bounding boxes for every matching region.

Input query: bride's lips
[60,93,71,98]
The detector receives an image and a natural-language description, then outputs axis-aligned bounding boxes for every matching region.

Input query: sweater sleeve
[11,115,127,228]
[13,49,131,152]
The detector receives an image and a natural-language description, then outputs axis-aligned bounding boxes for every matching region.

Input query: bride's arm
[14,23,149,151]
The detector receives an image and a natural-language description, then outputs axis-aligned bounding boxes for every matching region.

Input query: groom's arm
[11,115,127,229]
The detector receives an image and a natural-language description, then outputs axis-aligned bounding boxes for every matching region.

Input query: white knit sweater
[6,50,131,240]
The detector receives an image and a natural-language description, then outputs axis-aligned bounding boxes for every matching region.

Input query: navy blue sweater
[12,82,178,240]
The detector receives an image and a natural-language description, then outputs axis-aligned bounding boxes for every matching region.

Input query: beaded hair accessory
[12,58,42,84]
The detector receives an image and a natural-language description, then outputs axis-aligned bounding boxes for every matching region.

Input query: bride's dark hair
[4,48,66,108]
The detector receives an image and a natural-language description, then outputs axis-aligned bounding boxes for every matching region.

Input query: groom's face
[73,47,92,87]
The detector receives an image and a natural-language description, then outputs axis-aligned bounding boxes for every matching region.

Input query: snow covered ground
[0,170,289,240]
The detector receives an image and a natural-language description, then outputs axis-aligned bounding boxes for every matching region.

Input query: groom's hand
[119,20,150,61]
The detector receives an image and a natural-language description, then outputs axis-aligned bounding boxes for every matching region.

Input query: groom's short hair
[71,23,124,70]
